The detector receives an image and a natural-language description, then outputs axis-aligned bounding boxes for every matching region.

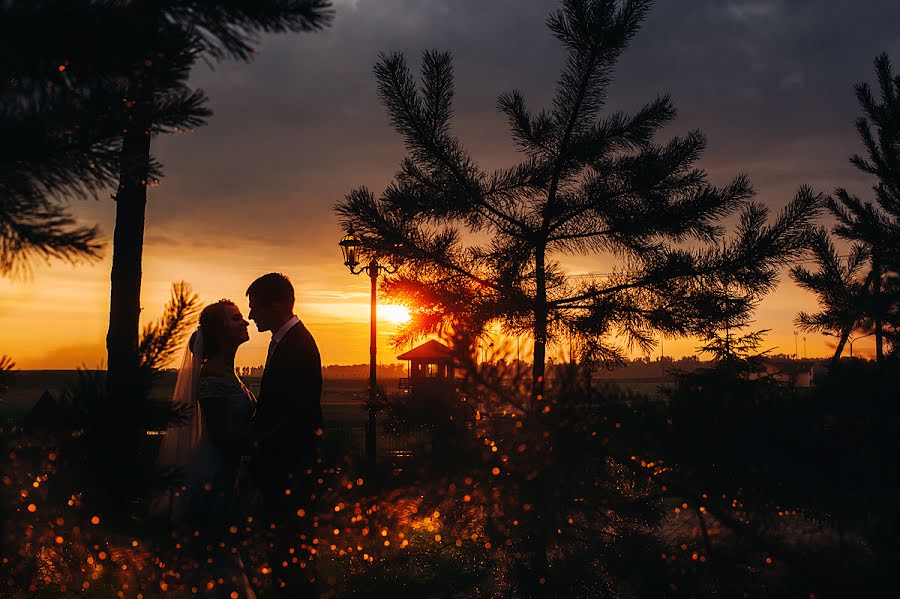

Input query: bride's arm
[202,388,258,455]
[203,397,239,452]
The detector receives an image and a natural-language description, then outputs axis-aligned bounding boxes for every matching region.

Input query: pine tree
[0,102,105,273]
[45,283,199,525]
[336,0,821,404]
[829,53,900,361]
[0,2,132,275]
[791,228,869,368]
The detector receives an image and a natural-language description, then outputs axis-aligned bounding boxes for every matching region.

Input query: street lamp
[339,228,397,464]
[849,331,875,358]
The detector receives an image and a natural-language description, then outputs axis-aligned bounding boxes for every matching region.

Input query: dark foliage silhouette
[791,228,869,367]
[826,53,900,361]
[55,283,198,522]
[0,282,201,595]
[336,0,821,403]
[0,2,133,275]
[656,345,900,595]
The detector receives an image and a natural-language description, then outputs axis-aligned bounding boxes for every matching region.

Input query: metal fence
[325,421,430,459]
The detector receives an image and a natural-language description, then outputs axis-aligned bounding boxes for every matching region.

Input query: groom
[246,273,322,593]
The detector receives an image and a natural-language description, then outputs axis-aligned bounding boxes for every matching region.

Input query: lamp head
[339,228,362,269]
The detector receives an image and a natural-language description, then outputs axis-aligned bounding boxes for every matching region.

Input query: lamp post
[339,228,397,464]
[849,331,875,358]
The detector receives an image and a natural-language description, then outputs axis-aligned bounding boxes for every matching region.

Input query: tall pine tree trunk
[532,243,547,409]
[873,263,884,363]
[106,3,157,400]
[830,325,852,370]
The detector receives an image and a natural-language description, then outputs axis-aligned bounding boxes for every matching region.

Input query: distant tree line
[236,363,407,378]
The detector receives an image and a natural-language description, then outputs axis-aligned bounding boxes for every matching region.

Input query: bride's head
[192,300,250,359]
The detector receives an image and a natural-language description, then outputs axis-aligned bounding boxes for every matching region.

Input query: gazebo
[397,340,456,391]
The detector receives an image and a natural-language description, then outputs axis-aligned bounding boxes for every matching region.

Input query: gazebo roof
[397,340,454,361]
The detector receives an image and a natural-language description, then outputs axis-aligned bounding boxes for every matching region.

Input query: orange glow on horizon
[0,249,878,369]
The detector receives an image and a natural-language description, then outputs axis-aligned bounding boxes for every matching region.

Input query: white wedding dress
[156,330,257,598]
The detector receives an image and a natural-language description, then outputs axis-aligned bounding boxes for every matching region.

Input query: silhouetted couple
[157,273,323,598]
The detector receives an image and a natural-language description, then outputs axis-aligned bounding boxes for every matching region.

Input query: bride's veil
[155,329,205,518]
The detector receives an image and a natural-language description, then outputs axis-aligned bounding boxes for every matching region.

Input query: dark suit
[252,319,323,500]
[251,319,322,596]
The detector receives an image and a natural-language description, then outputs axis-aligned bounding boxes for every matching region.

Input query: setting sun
[379,304,411,325]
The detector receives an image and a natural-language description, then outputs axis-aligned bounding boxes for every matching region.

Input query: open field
[0,370,404,425]
[0,371,668,422]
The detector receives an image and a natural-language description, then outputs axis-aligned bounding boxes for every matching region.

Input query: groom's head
[247,273,295,333]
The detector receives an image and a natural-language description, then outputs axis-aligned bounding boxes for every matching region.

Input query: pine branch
[138,281,201,372]
[337,187,502,292]
[151,88,211,133]
[0,195,102,276]
[567,94,677,166]
[167,0,333,61]
[790,228,867,339]
[542,1,653,227]
[374,52,530,234]
[497,90,555,157]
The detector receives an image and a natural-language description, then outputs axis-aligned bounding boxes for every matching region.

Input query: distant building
[238,365,266,378]
[397,340,458,394]
[592,356,702,383]
[756,358,816,387]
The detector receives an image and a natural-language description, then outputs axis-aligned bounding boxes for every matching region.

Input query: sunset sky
[4,0,900,369]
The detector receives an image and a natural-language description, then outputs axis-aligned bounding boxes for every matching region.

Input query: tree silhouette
[54,282,200,524]
[336,0,821,403]
[0,99,105,273]
[0,2,136,275]
[81,0,332,401]
[828,53,900,361]
[791,228,869,368]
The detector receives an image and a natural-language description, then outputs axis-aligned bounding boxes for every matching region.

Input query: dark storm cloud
[617,0,900,192]
[80,0,900,246]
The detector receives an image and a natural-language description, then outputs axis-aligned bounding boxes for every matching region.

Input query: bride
[157,299,257,597]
